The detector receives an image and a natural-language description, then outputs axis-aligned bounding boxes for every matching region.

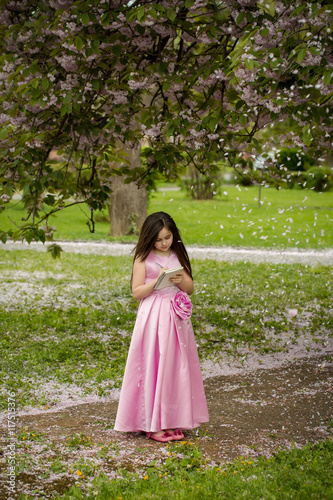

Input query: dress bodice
[144,251,181,285]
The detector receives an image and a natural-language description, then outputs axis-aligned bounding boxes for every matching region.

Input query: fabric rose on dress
[171,290,193,320]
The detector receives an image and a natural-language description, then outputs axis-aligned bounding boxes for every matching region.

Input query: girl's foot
[146,431,173,442]
[165,429,185,440]
[170,429,185,440]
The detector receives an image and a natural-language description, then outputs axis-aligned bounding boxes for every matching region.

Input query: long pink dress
[114,251,209,433]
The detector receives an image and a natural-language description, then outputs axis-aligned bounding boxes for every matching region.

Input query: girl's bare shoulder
[133,255,146,268]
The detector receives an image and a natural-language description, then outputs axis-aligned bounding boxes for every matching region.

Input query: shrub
[276,147,316,172]
[301,166,333,192]
[182,164,222,199]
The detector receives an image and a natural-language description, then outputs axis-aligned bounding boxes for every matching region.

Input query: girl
[114,212,209,442]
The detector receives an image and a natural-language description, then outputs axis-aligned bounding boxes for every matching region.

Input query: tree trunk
[109,144,147,236]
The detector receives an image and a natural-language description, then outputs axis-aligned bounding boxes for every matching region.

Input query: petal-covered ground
[0,355,332,498]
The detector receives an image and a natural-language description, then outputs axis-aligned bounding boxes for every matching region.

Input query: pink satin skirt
[114,287,209,432]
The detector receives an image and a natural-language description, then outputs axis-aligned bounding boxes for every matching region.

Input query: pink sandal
[171,429,184,440]
[146,432,174,443]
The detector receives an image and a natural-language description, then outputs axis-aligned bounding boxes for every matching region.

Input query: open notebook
[153,266,183,290]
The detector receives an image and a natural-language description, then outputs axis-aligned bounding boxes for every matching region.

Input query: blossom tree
[0,0,332,243]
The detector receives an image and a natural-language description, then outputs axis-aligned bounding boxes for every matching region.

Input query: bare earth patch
[0,355,332,498]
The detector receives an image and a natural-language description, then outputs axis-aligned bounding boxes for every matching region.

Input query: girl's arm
[132,258,167,301]
[169,270,194,295]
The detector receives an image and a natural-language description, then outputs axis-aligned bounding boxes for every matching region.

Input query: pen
[155,262,163,268]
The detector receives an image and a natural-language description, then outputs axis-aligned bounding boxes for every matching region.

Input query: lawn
[0,250,331,409]
[1,185,332,248]
[0,249,332,498]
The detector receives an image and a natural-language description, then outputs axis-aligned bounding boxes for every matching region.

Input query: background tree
[0,0,332,243]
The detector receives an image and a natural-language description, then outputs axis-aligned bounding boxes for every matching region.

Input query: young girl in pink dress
[114,212,209,442]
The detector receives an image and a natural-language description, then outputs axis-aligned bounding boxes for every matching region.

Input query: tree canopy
[0,0,332,243]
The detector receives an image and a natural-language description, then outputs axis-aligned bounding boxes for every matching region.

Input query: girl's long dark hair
[133,212,192,279]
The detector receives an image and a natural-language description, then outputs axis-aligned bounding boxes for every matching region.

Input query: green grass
[0,250,331,410]
[23,439,332,499]
[1,248,332,499]
[149,186,333,248]
[1,185,332,248]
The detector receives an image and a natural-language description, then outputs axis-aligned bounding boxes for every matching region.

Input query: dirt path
[1,355,332,498]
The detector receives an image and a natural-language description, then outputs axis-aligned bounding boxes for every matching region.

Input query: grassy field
[0,249,332,498]
[0,250,331,409]
[1,185,332,248]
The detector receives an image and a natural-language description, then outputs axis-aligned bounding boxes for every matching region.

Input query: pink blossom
[55,55,78,72]
[128,78,149,90]
[50,0,74,9]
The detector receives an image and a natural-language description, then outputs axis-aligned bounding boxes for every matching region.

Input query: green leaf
[38,229,46,244]
[209,26,217,38]
[137,5,146,22]
[47,243,63,259]
[31,87,40,99]
[112,45,122,57]
[91,79,100,91]
[167,9,176,22]
[0,128,8,140]
[30,64,42,75]
[297,48,307,64]
[60,103,72,116]
[31,78,39,89]
[63,92,72,105]
[0,232,7,244]
[235,100,243,110]
[308,46,320,56]
[185,0,195,7]
[101,13,110,27]
[301,125,312,146]
[75,36,84,51]
[42,78,50,91]
[81,13,90,26]
[153,3,166,12]
[25,230,33,244]
[291,4,306,16]
[148,7,157,18]
[323,70,332,86]
[236,12,245,25]
[156,62,168,75]
[245,58,254,71]
[22,67,30,78]
[91,39,100,55]
[43,195,56,206]
[137,24,145,35]
[260,28,269,37]
[208,118,219,132]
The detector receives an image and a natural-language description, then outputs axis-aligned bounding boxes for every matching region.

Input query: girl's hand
[158,266,169,277]
[169,271,183,285]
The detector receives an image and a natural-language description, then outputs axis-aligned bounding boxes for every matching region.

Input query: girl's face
[154,227,173,254]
